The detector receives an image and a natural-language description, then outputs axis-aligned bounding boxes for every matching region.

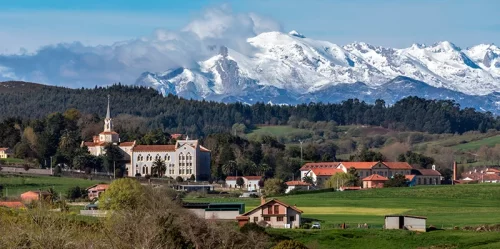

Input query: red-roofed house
[236,197,303,228]
[413,168,442,185]
[285,181,312,193]
[225,176,262,191]
[338,161,412,179]
[0,201,25,209]
[86,184,110,200]
[305,168,344,186]
[362,174,388,188]
[20,190,51,203]
[486,168,500,175]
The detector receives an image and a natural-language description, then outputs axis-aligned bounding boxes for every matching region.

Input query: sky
[1,0,499,53]
[0,0,499,87]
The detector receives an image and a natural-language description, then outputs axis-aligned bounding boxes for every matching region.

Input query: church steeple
[104,95,113,132]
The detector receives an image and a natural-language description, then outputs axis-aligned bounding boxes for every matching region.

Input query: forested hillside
[1,81,498,137]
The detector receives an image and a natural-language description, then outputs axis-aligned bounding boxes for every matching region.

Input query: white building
[225,176,262,191]
[82,96,211,181]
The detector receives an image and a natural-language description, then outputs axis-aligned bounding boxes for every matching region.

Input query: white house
[285,181,312,193]
[225,176,263,191]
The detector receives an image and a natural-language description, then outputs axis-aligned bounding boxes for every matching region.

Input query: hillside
[1,81,499,138]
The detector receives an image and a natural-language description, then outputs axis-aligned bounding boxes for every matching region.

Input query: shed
[183,202,245,220]
[385,215,427,232]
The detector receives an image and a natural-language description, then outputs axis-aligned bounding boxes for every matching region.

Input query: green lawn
[0,157,25,164]
[0,174,103,198]
[184,184,500,228]
[453,135,500,151]
[268,229,500,249]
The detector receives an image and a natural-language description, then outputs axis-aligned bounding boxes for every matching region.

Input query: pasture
[184,184,500,228]
[0,174,102,198]
[453,135,500,151]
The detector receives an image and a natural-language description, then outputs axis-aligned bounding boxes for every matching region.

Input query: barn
[385,215,427,232]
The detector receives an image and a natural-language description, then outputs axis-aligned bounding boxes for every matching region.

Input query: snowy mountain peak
[289,30,305,38]
[430,41,460,52]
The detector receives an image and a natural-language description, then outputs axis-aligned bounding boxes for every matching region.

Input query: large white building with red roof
[82,96,211,181]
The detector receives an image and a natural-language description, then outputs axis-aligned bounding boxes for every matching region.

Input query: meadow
[184,184,500,228]
[0,174,102,198]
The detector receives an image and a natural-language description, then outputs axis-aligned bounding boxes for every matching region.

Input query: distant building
[236,197,303,228]
[0,147,12,159]
[82,96,211,181]
[285,181,312,193]
[362,174,388,188]
[86,184,110,200]
[225,176,263,191]
[412,167,442,185]
[183,202,245,220]
[385,215,427,232]
[20,190,51,203]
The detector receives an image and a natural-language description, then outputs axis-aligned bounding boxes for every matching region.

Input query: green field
[184,184,500,228]
[0,157,25,164]
[268,229,500,249]
[0,174,103,198]
[453,135,500,151]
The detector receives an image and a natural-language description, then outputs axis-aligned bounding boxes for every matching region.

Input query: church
[82,96,211,181]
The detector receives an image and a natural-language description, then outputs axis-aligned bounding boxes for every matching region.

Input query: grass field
[453,135,500,151]
[0,157,25,164]
[184,184,500,228]
[0,174,103,198]
[268,229,500,249]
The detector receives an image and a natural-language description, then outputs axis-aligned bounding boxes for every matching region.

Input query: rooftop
[285,181,311,186]
[132,145,176,152]
[362,174,389,181]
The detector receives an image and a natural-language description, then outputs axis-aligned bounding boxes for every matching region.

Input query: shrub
[53,165,62,176]
[176,176,184,182]
[240,223,266,234]
[23,164,30,171]
[273,240,308,249]
[66,186,86,200]
[135,173,141,177]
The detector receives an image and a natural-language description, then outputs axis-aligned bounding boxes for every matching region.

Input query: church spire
[106,94,111,120]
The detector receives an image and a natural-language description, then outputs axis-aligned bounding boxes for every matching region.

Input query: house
[413,167,442,185]
[0,147,12,159]
[300,162,341,179]
[20,190,51,203]
[0,201,25,209]
[82,96,211,181]
[236,197,303,228]
[485,168,500,175]
[285,181,312,193]
[385,215,427,232]
[362,174,388,188]
[338,162,412,179]
[86,184,110,200]
[303,168,344,186]
[225,176,262,191]
[405,175,417,187]
[183,202,245,220]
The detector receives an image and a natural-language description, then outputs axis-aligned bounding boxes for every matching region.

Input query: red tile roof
[340,162,378,169]
[132,145,176,152]
[240,198,303,217]
[362,174,389,181]
[0,147,10,152]
[86,184,110,191]
[285,181,311,186]
[416,169,442,176]
[99,131,119,135]
[0,201,25,209]
[383,162,413,170]
[482,174,500,181]
[225,176,262,181]
[244,176,263,180]
[300,162,341,170]
[405,175,417,181]
[310,168,344,176]
[119,141,135,147]
[486,168,500,173]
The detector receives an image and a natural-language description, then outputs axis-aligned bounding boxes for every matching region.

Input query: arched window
[146,154,151,161]
[142,166,146,175]
[155,154,161,160]
[186,153,192,161]
[179,152,184,161]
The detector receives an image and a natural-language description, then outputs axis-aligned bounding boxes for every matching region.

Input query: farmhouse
[385,215,427,232]
[362,174,388,188]
[285,180,312,193]
[236,197,303,228]
[86,184,110,200]
[82,96,211,181]
[0,147,12,159]
[225,176,262,191]
[20,190,51,203]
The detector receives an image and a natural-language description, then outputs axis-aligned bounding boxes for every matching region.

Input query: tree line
[1,81,499,137]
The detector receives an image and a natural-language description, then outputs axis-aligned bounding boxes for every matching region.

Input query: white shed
[385,215,427,232]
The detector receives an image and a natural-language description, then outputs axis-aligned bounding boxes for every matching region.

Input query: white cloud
[0,7,282,87]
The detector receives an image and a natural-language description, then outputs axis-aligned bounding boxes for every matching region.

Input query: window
[290,216,295,222]
[253,217,258,223]
[268,206,272,214]
[274,205,279,214]
[277,217,283,222]
[264,217,270,222]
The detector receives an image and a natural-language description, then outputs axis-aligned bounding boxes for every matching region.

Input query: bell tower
[99,95,119,144]
[104,95,113,132]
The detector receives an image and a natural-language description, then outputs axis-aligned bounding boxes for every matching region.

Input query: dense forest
[1,81,499,137]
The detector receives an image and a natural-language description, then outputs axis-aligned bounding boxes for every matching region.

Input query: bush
[66,186,86,200]
[53,165,62,176]
[273,240,308,249]
[176,176,184,182]
[300,223,311,229]
[135,173,141,177]
[240,223,266,234]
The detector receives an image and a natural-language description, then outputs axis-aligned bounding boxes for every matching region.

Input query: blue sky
[1,0,499,53]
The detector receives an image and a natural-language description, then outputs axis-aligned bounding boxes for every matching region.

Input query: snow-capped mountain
[135,30,500,111]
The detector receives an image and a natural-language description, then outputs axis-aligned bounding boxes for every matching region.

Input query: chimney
[260,196,266,205]
[453,161,457,181]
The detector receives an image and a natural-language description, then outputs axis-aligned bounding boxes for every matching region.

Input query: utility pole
[113,161,116,179]
[299,140,303,165]
[50,156,53,175]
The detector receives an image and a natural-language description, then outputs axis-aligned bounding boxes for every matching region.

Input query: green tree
[66,186,85,200]
[236,177,245,188]
[53,165,62,176]
[176,176,184,183]
[263,178,287,196]
[189,174,195,181]
[324,172,354,189]
[347,167,360,186]
[151,158,166,177]
[99,178,144,210]
[385,174,409,188]
[103,144,123,173]
[302,175,314,185]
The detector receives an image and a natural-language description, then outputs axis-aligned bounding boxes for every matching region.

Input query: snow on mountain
[136,31,500,113]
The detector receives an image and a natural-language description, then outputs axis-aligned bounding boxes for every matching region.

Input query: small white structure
[225,176,262,191]
[385,215,427,232]
[285,181,312,193]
